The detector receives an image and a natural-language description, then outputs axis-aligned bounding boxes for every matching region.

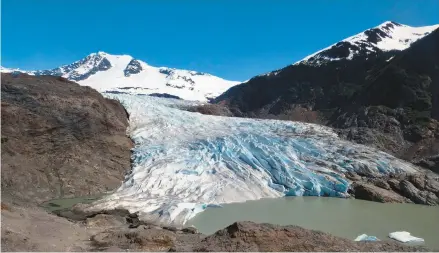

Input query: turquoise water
[187,197,439,249]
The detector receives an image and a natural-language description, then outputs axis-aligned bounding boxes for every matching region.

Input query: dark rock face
[148,93,182,99]
[68,57,112,81]
[415,155,439,174]
[33,53,113,81]
[124,59,143,77]
[1,73,133,203]
[185,103,234,117]
[189,71,205,76]
[102,90,129,95]
[214,28,439,173]
[364,28,389,44]
[351,182,410,203]
[178,75,195,85]
[159,68,175,76]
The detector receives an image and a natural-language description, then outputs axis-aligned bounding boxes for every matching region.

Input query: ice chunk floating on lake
[354,234,380,242]
[389,231,425,243]
[88,94,419,225]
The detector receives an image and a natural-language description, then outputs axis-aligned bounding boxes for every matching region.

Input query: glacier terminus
[85,94,420,226]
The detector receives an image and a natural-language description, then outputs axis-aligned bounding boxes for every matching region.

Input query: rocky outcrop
[351,182,410,203]
[89,220,429,252]
[415,155,439,174]
[1,73,133,203]
[192,221,427,252]
[334,107,439,166]
[350,172,439,205]
[90,224,202,252]
[185,103,234,117]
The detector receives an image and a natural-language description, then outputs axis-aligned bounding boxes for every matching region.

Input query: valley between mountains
[1,21,439,251]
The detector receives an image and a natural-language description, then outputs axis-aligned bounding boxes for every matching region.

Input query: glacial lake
[187,197,439,250]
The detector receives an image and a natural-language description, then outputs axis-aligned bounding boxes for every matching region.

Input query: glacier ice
[389,231,424,243]
[87,94,419,226]
[354,234,380,241]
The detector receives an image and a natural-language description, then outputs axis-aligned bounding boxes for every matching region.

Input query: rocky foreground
[0,202,430,252]
[1,73,133,204]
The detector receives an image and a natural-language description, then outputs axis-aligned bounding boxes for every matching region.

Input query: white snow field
[1,52,240,102]
[87,94,419,226]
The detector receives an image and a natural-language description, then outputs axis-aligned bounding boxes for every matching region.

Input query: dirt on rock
[1,73,133,203]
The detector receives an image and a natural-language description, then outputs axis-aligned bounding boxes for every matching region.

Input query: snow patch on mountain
[85,94,419,226]
[295,21,439,66]
[0,66,22,73]
[1,52,240,101]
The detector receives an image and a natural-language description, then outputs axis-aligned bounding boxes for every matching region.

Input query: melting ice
[88,94,419,225]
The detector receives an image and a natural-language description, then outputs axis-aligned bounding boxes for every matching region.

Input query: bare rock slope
[1,73,133,203]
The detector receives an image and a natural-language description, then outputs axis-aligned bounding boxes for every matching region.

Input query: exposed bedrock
[1,73,133,203]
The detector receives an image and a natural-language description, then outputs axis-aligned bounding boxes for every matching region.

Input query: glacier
[87,94,419,226]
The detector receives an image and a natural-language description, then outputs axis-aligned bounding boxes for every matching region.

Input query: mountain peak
[87,51,108,58]
[87,51,134,61]
[293,21,438,67]
[378,21,402,27]
[1,52,240,101]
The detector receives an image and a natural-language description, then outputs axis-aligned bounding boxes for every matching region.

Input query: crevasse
[87,94,418,225]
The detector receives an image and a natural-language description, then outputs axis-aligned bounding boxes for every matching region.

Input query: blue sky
[2,0,438,81]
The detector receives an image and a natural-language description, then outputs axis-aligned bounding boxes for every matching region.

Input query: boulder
[351,182,409,203]
[399,180,439,205]
[1,73,133,203]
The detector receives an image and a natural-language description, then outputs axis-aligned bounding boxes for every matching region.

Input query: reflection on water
[187,197,439,249]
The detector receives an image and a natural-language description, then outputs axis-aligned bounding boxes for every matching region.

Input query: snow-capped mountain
[214,20,439,121]
[294,21,438,66]
[1,52,240,101]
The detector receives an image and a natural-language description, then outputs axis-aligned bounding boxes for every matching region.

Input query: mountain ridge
[1,52,240,101]
[257,21,438,77]
[210,22,439,173]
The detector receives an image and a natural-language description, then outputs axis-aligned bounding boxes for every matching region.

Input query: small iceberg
[389,231,424,243]
[354,234,380,241]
